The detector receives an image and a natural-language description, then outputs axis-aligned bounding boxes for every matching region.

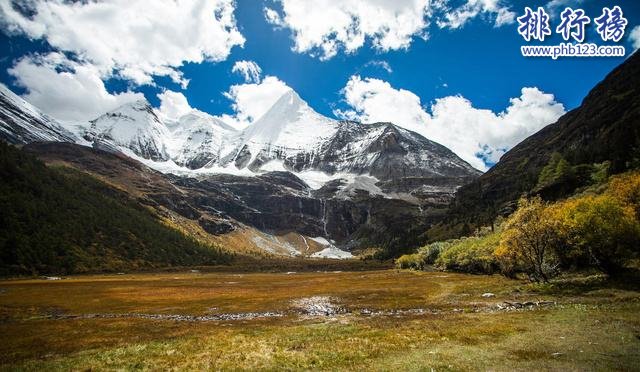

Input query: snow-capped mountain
[83,100,170,161]
[219,89,340,170]
[0,84,76,144]
[311,122,480,180]
[165,111,238,169]
[0,84,483,256]
[215,89,479,181]
[0,84,480,196]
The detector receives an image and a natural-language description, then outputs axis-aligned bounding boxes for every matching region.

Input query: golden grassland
[1,270,639,370]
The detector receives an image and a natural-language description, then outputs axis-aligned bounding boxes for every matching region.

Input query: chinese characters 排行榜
[517,6,628,43]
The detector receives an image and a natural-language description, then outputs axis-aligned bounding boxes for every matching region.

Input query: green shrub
[395,253,425,270]
[435,233,501,274]
[417,241,453,265]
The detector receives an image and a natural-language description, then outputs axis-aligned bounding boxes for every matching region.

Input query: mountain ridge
[443,51,640,234]
[0,84,77,145]
[0,79,481,257]
[0,83,480,194]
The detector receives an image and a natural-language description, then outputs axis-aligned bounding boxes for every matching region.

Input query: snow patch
[311,246,354,259]
[309,237,353,259]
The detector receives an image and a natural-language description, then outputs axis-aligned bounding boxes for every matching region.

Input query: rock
[197,216,235,235]
[481,293,495,298]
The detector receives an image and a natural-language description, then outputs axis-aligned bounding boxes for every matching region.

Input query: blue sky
[0,0,638,169]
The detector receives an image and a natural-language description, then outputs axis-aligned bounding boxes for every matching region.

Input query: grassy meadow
[1,269,639,371]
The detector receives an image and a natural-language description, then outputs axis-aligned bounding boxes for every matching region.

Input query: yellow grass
[1,270,638,370]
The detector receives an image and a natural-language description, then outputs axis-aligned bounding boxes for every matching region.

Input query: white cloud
[494,7,516,27]
[264,0,515,59]
[336,76,430,129]
[264,0,431,60]
[629,26,640,51]
[264,7,283,27]
[220,76,292,128]
[365,60,393,74]
[157,90,193,121]
[336,76,565,171]
[436,0,515,29]
[8,53,143,123]
[0,0,245,87]
[546,0,583,18]
[232,60,263,83]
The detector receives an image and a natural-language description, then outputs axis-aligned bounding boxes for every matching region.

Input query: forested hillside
[0,141,230,275]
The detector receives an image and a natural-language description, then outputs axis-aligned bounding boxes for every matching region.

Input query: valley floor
[1,270,639,371]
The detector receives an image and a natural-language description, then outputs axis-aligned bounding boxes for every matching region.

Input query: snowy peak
[221,89,340,171]
[256,89,308,124]
[174,111,236,133]
[0,84,76,145]
[85,99,170,161]
[167,110,239,169]
[243,89,338,148]
[92,99,159,126]
[213,89,479,182]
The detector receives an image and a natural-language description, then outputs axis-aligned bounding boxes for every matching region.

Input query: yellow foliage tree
[554,194,640,274]
[497,196,563,282]
[606,171,640,219]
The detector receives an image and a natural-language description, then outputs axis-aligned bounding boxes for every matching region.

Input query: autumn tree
[497,196,562,282]
[555,194,640,274]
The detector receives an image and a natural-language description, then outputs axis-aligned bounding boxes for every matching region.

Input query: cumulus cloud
[336,76,430,130]
[232,60,263,83]
[264,0,515,59]
[0,0,245,87]
[220,75,292,128]
[629,26,640,51]
[8,53,143,122]
[336,76,565,170]
[157,90,193,121]
[264,0,431,60]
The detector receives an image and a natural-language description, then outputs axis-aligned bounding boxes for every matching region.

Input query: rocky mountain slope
[446,51,640,231]
[0,84,76,144]
[24,141,438,258]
